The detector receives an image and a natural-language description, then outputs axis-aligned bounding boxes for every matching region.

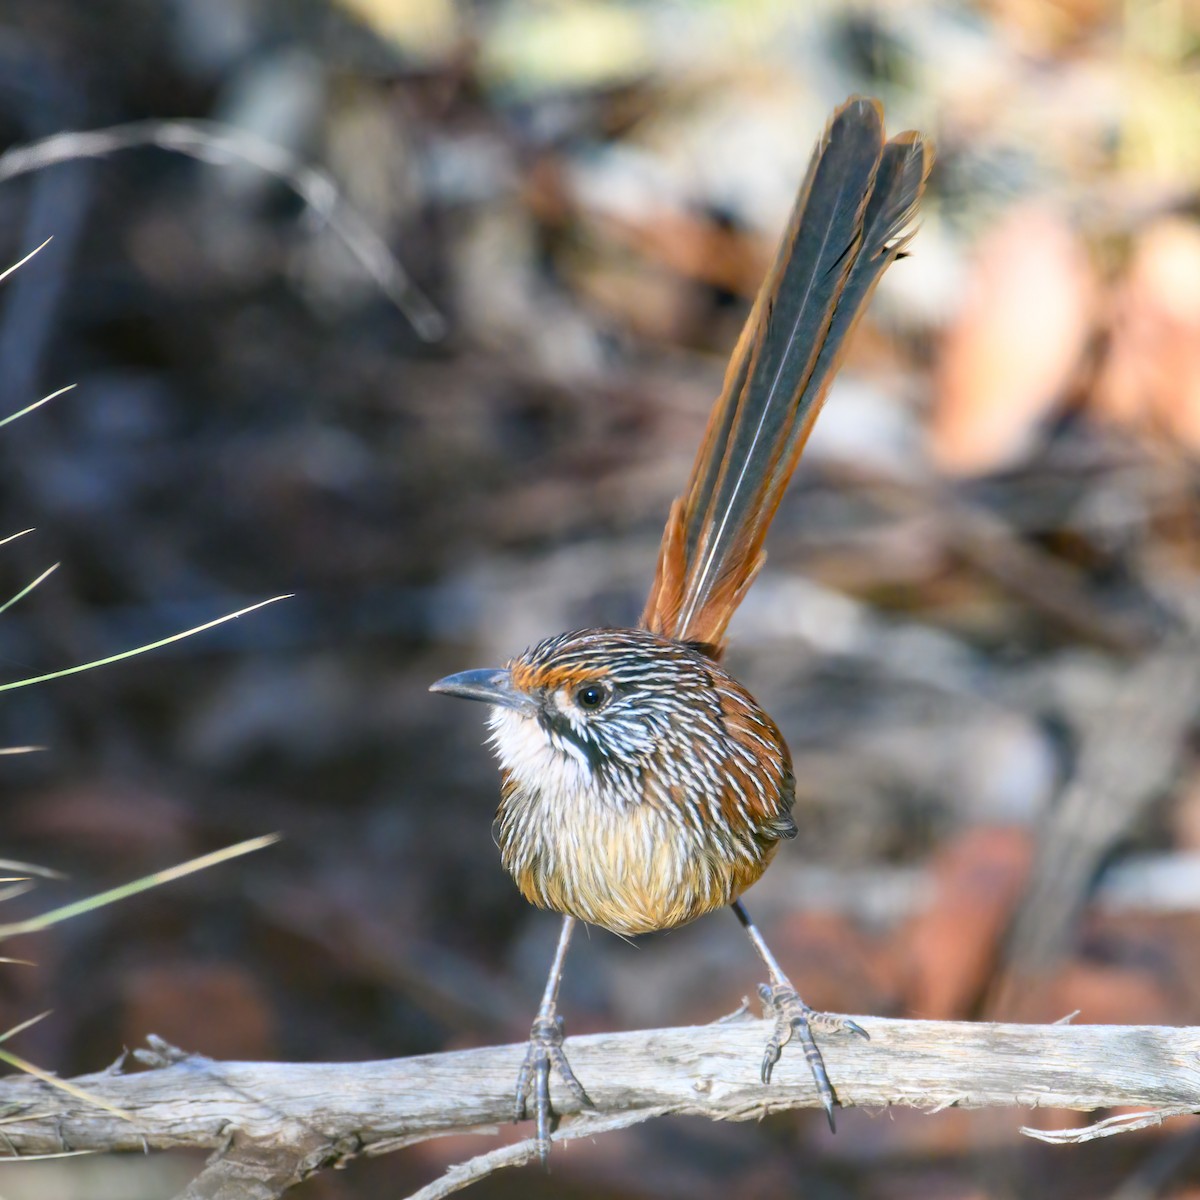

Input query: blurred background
[0,0,1199,1196]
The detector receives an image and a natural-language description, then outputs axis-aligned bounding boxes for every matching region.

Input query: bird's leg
[515,915,592,1163]
[731,899,868,1131]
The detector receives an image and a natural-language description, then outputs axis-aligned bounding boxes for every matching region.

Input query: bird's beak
[429,667,536,713]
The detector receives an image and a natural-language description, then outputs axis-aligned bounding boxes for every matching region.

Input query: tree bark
[0,1016,1196,1198]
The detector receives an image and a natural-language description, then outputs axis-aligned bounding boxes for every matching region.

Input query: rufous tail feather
[642,97,932,656]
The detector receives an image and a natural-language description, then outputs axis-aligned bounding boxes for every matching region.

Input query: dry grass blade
[0,1012,134,1126]
[0,563,59,616]
[0,1046,133,1124]
[0,1011,53,1045]
[0,859,66,880]
[0,384,76,431]
[0,833,280,941]
[0,594,291,693]
[0,236,53,286]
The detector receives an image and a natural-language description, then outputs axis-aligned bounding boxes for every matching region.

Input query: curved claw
[758,983,864,1132]
[514,1012,592,1166]
[760,1037,781,1086]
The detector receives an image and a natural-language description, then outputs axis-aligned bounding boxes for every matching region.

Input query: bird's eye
[575,683,609,711]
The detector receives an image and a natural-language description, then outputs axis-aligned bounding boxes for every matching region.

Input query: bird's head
[430,628,724,795]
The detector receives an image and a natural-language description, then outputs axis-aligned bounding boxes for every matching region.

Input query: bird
[431,97,932,1161]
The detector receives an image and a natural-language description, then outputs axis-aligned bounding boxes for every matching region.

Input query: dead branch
[0,1017,1196,1198]
[997,617,1200,1006]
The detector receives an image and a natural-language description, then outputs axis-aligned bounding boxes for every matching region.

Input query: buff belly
[496,784,776,936]
[488,698,784,935]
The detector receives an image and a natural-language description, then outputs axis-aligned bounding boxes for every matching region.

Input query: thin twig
[0,120,446,341]
[401,1107,675,1200]
[1022,1107,1198,1144]
[995,627,1200,1011]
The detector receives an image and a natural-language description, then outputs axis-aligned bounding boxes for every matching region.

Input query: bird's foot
[514,1011,592,1165]
[756,982,868,1132]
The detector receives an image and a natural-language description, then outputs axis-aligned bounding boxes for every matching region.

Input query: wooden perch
[0,1016,1198,1198]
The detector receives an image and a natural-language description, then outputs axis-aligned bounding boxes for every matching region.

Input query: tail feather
[642,99,932,654]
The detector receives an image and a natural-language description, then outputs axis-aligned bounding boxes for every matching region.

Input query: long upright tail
[642,98,932,655]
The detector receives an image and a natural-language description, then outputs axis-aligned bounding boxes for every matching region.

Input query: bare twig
[0,120,447,341]
[937,498,1152,653]
[1023,1107,1198,1144]
[0,1018,1194,1198]
[401,1108,674,1200]
[997,630,1200,1007]
[863,481,1153,653]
